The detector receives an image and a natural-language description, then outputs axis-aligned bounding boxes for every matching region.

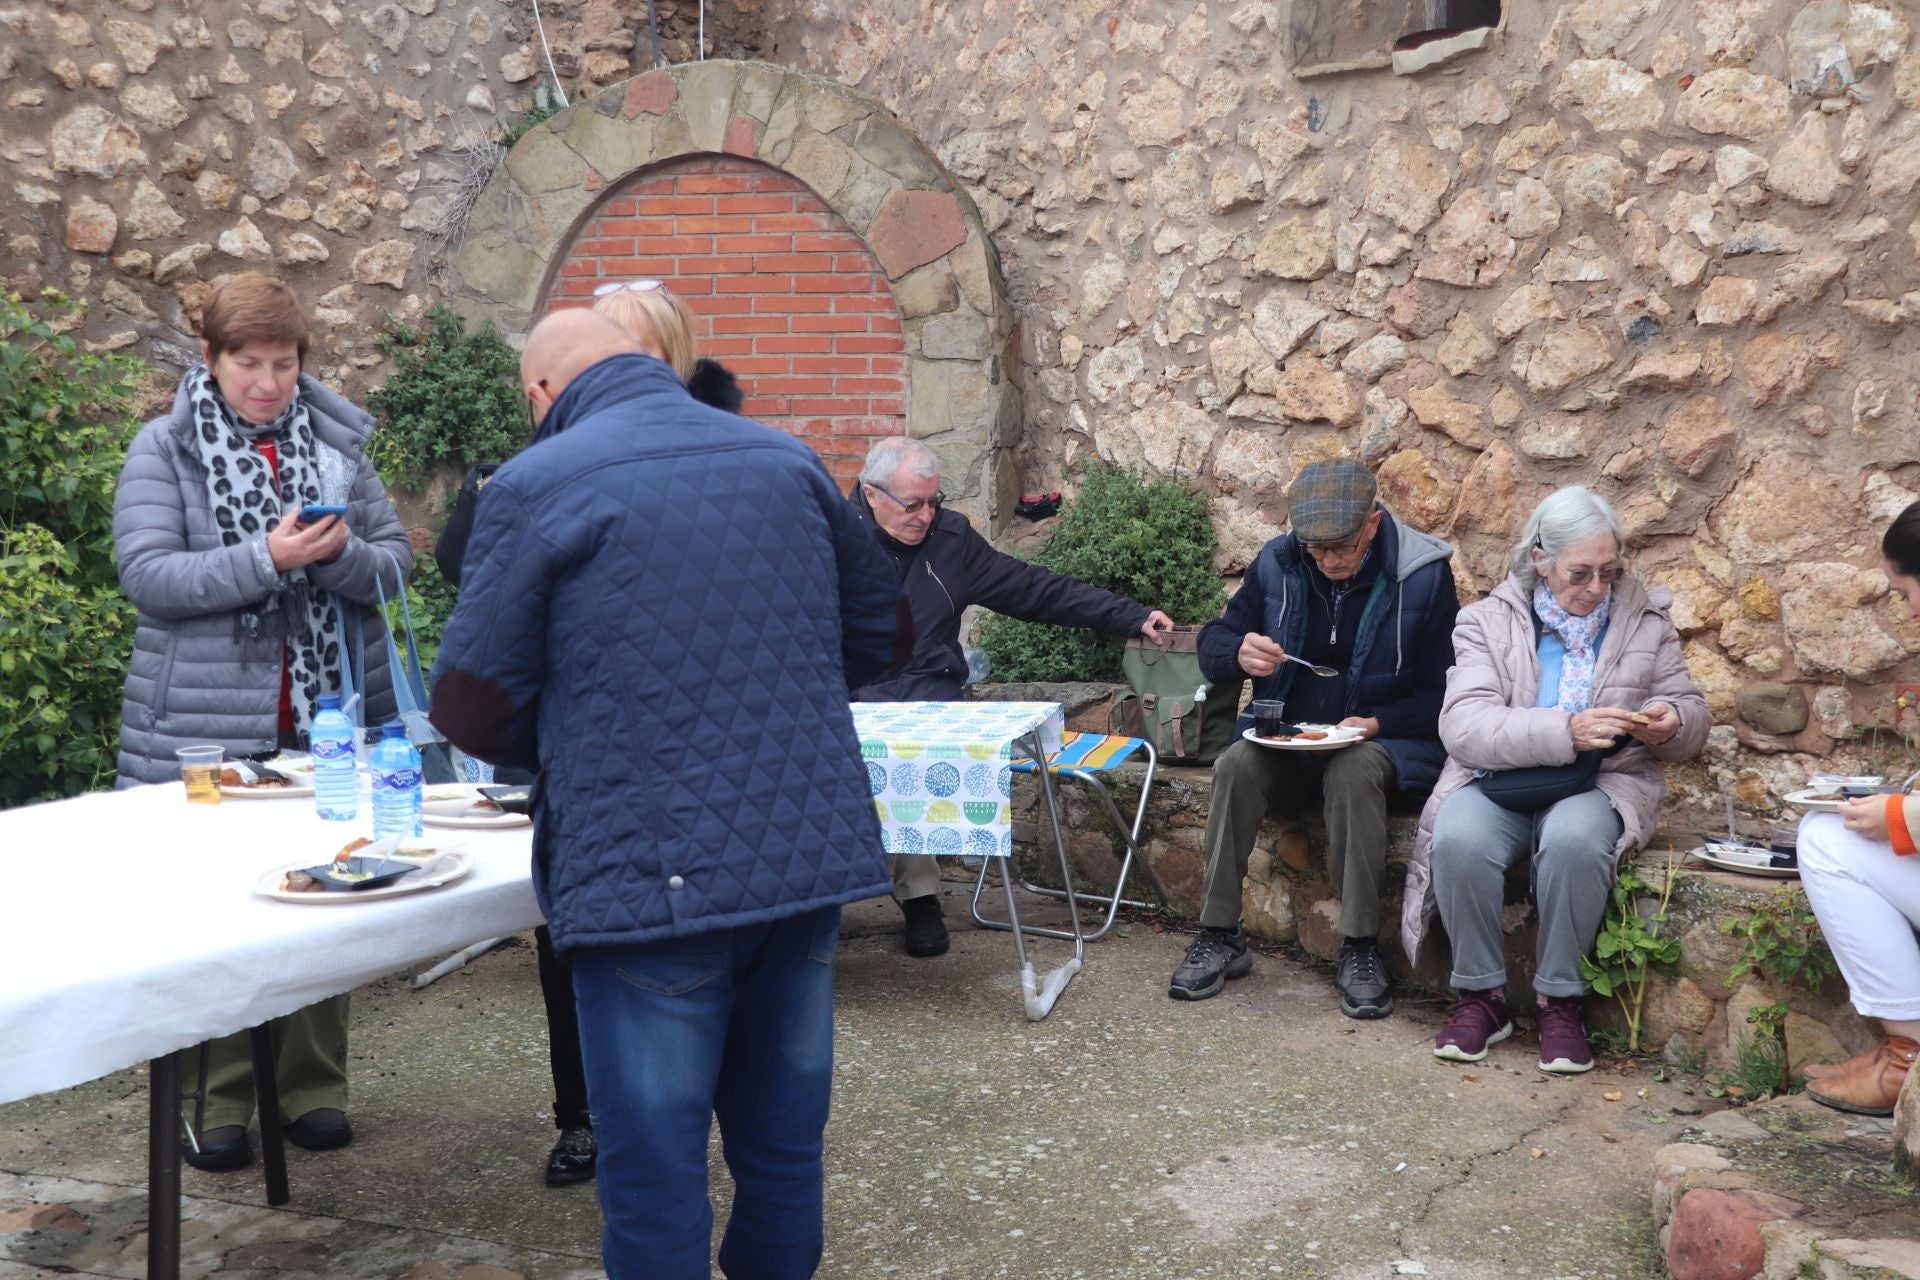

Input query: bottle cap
[381,722,406,739]
[317,693,341,711]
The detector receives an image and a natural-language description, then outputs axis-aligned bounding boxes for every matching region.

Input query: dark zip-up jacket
[1196,507,1460,793]
[848,485,1150,702]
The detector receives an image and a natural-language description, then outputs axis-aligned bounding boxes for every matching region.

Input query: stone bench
[988,681,1872,1071]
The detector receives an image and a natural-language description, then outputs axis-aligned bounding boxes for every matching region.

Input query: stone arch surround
[448,60,1019,523]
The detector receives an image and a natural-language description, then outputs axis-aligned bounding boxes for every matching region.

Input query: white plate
[1689,844,1800,879]
[220,782,316,799]
[1242,725,1365,752]
[415,784,531,829]
[1783,789,1853,812]
[254,848,474,903]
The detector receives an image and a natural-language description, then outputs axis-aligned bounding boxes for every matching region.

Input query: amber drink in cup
[177,745,224,804]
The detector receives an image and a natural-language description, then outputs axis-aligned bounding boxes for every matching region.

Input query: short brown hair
[202,273,310,365]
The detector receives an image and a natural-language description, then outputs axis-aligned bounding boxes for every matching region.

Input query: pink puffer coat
[1400,573,1709,963]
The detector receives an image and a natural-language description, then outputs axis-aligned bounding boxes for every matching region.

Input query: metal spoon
[1281,653,1340,678]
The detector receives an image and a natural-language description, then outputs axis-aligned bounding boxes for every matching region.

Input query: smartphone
[298,504,347,523]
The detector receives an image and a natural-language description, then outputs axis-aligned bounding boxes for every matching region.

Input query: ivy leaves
[365,306,528,493]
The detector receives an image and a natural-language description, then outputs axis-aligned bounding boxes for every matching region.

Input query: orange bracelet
[1888,795,1917,857]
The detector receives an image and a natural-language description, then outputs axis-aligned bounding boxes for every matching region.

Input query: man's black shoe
[285,1108,353,1151]
[183,1124,252,1172]
[1167,925,1253,1000]
[544,1124,597,1186]
[1336,939,1394,1019]
[901,895,950,957]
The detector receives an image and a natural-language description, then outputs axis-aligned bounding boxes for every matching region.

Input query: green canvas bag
[1109,626,1242,765]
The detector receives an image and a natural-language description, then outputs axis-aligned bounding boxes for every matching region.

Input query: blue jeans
[570,905,841,1280]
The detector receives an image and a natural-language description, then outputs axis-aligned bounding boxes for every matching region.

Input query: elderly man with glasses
[1168,458,1460,1019]
[850,437,1175,958]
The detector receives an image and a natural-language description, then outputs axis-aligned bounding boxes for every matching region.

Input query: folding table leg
[248,1025,291,1207]
[147,1056,180,1280]
[1020,730,1084,1020]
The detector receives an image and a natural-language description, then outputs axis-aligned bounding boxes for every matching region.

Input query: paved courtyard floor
[1,881,1694,1279]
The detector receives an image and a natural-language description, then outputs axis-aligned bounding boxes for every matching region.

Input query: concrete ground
[0,877,1698,1280]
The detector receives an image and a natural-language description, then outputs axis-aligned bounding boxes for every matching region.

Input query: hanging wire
[531,0,571,107]
[646,0,661,68]
[699,0,705,59]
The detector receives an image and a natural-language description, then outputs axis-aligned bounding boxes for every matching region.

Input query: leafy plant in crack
[1722,886,1838,1097]
[1579,848,1682,1054]
[365,306,528,493]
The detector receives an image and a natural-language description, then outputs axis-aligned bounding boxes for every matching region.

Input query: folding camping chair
[970,730,1163,943]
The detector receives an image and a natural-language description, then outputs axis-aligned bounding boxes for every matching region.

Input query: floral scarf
[184,363,343,733]
[1533,580,1610,714]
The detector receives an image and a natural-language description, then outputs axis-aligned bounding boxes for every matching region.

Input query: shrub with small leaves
[0,291,143,805]
[366,306,528,492]
[978,461,1226,683]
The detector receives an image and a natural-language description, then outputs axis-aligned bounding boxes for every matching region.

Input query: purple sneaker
[1537,995,1595,1074]
[1434,989,1512,1063]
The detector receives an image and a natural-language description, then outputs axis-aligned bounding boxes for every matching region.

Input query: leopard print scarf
[185,363,345,733]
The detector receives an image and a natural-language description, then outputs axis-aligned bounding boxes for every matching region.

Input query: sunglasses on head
[592,279,667,298]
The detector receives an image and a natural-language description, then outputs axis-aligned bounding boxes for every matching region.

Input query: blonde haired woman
[589,279,741,412]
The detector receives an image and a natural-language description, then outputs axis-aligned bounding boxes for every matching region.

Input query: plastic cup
[1251,699,1289,740]
[177,745,224,805]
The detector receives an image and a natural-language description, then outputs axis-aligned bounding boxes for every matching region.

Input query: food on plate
[282,870,320,893]
[220,763,291,788]
[424,790,470,803]
[1295,730,1329,741]
[333,836,375,862]
[1803,793,1845,804]
[471,797,504,813]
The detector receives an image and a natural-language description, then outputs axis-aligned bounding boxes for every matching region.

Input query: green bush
[977,460,1226,683]
[0,291,142,806]
[366,305,528,492]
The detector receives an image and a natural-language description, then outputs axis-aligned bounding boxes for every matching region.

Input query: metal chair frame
[970,735,1163,945]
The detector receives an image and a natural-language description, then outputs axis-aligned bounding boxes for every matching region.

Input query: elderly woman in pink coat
[1400,486,1708,1074]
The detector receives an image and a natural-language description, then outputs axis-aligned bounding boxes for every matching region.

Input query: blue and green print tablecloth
[851,701,1063,861]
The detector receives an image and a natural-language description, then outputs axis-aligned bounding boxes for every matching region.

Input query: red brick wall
[548,154,907,487]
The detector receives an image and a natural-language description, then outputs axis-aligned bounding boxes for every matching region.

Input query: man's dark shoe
[1167,925,1253,1000]
[900,895,950,958]
[183,1124,252,1172]
[285,1108,353,1151]
[1434,989,1512,1063]
[1335,939,1393,1019]
[544,1124,597,1186]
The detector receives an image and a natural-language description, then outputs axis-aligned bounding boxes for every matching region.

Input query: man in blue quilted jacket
[431,309,900,1280]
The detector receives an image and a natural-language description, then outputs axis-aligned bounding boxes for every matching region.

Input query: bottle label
[312,739,353,762]
[375,768,422,791]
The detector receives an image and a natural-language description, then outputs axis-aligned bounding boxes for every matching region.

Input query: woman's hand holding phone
[268,503,349,571]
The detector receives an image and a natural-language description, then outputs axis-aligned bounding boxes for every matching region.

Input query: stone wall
[759,0,1920,831]
[0,0,762,408]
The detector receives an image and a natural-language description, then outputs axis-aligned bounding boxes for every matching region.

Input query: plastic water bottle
[964,646,993,685]
[371,722,423,840]
[310,694,360,822]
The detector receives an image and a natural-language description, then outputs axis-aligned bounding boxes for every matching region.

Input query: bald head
[522,309,647,425]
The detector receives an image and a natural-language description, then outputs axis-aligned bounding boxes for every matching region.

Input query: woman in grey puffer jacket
[112,273,411,1171]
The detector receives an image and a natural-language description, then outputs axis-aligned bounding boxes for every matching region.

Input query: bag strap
[371,546,429,715]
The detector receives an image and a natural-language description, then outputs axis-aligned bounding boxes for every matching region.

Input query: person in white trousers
[1796,499,1920,1116]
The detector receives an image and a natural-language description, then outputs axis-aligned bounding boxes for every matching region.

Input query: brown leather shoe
[1804,1042,1889,1082]
[1806,1035,1918,1116]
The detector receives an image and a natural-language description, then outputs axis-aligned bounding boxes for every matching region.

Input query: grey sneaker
[1168,925,1253,1000]
[1336,940,1393,1019]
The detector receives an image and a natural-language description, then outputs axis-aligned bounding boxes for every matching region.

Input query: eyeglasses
[1561,565,1622,587]
[525,377,549,433]
[868,482,944,515]
[1302,533,1367,558]
[592,279,667,298]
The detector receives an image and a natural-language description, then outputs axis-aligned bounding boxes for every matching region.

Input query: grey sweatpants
[1197,738,1399,938]
[1428,781,1623,998]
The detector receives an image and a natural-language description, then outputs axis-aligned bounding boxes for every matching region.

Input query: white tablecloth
[0,782,543,1106]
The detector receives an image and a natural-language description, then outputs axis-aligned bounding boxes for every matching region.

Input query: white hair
[1509,485,1626,590]
[860,437,940,487]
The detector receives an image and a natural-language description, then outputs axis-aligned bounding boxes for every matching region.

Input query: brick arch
[449,60,1019,525]
[547,154,906,488]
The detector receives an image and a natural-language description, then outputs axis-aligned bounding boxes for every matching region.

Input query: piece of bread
[1629,711,1651,725]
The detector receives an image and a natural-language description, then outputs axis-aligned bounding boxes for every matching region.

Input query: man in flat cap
[1168,458,1459,1018]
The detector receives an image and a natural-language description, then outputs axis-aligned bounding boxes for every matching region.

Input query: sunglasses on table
[867,482,945,515]
[592,279,668,297]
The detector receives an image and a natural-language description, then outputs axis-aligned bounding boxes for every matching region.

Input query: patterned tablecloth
[852,701,1063,861]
